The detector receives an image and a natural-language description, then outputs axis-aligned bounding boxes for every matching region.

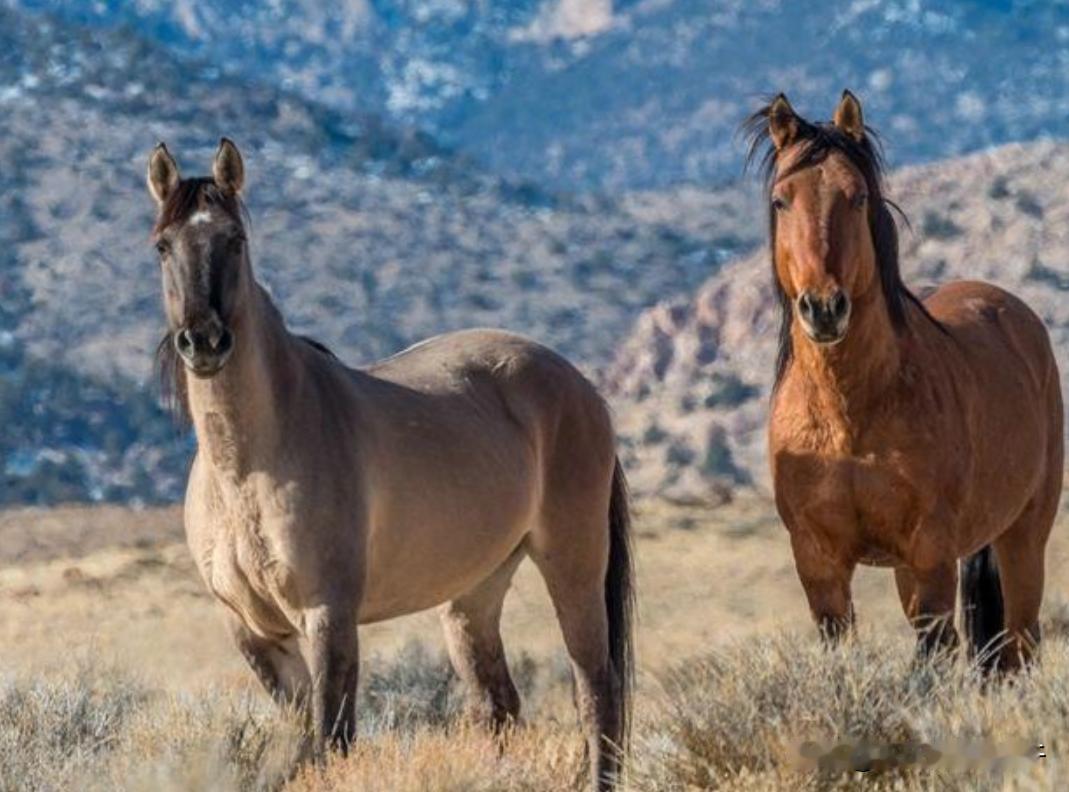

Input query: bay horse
[145,139,633,788]
[746,91,1063,671]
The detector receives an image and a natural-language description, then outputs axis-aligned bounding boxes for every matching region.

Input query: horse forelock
[153,177,248,236]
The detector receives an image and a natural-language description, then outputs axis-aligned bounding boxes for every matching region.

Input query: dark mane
[741,101,943,389]
[156,332,190,426]
[298,335,339,359]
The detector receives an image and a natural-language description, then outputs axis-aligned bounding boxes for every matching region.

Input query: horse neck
[185,283,297,478]
[789,289,904,432]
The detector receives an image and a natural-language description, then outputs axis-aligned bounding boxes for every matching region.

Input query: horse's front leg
[895,563,959,658]
[302,602,361,754]
[788,529,855,643]
[228,615,311,707]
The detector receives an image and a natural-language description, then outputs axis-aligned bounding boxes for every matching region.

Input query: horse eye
[852,192,868,209]
[771,196,788,212]
[154,240,170,256]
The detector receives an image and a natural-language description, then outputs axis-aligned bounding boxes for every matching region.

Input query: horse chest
[191,487,302,639]
[775,446,926,566]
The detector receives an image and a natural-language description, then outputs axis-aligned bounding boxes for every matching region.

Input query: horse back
[366,328,614,449]
[922,280,1059,397]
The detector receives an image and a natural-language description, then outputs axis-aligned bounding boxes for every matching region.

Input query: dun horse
[747,91,1063,671]
[146,139,633,788]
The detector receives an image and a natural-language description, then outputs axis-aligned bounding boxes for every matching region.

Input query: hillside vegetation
[17,0,1069,190]
[609,141,1069,500]
[0,4,756,504]
[3,4,1069,508]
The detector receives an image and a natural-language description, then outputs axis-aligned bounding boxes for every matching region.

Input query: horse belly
[358,474,536,624]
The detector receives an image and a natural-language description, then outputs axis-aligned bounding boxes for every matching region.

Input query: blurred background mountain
[1,0,1067,505]
[13,0,1069,190]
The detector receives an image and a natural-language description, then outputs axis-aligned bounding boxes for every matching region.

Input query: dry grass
[1,496,1068,789]
[4,630,1069,791]
[633,629,1069,791]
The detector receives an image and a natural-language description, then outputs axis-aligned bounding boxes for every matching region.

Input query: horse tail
[960,545,1004,671]
[606,457,635,745]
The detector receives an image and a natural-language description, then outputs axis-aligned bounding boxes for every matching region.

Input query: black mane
[741,101,941,388]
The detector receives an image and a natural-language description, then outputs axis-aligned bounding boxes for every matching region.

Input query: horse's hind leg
[439,546,525,731]
[992,493,1057,671]
[529,522,621,790]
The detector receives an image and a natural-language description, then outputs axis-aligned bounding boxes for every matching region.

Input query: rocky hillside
[5,3,1069,507]
[0,5,758,504]
[607,141,1069,502]
[13,0,1069,190]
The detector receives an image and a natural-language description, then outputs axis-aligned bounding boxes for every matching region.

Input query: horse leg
[789,531,854,643]
[899,562,959,658]
[228,617,311,707]
[893,566,917,619]
[302,605,360,754]
[530,531,622,789]
[992,499,1055,671]
[439,547,525,731]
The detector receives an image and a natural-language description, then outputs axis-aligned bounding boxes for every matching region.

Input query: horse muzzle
[797,289,851,345]
[174,315,234,377]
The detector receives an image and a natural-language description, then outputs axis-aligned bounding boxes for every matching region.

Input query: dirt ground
[3,494,1068,692]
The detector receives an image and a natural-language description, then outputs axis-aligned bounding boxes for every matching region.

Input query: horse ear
[147,143,180,206]
[213,137,245,195]
[833,90,865,142]
[768,94,800,151]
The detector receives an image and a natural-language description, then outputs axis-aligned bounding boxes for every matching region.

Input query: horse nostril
[174,328,195,357]
[797,292,818,322]
[829,291,850,321]
[214,327,233,354]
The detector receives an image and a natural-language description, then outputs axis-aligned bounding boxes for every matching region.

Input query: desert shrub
[641,422,668,445]
[0,642,583,791]
[921,211,963,240]
[703,373,759,409]
[632,629,1068,791]
[358,641,463,735]
[1026,258,1069,290]
[0,664,147,790]
[0,662,303,792]
[987,176,1010,200]
[1015,190,1044,219]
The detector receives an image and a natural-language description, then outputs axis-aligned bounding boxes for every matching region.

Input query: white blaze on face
[186,209,217,296]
